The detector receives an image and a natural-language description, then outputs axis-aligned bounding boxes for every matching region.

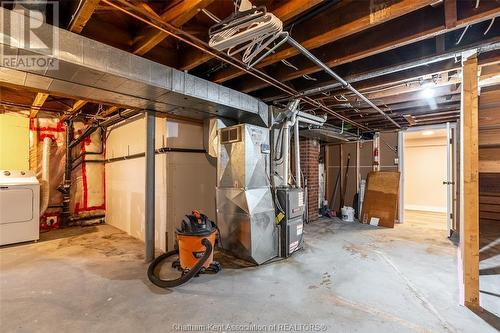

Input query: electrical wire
[281,59,298,70]
[302,74,317,81]
[101,0,371,131]
[455,25,470,45]
[484,17,495,35]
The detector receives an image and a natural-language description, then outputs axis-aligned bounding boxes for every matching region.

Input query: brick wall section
[300,138,320,222]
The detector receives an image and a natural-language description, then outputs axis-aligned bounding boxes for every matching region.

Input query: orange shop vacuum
[147,211,221,288]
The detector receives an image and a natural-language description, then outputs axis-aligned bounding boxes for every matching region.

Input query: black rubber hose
[147,238,213,288]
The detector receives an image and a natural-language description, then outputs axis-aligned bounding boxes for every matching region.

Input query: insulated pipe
[286,37,401,129]
[145,110,156,263]
[297,117,325,126]
[294,119,301,188]
[297,111,327,124]
[280,99,300,187]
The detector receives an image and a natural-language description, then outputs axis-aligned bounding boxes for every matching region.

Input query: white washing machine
[0,170,40,246]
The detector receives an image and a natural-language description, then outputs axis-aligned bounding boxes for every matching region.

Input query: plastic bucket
[341,206,355,222]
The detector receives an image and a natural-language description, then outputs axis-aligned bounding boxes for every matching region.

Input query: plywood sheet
[341,142,358,209]
[361,171,400,228]
[479,147,500,173]
[479,107,500,127]
[325,144,341,209]
[479,128,500,146]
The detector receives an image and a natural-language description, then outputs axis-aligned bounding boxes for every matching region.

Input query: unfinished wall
[478,89,500,224]
[70,125,105,219]
[105,115,216,251]
[379,131,399,171]
[325,141,373,213]
[325,144,341,210]
[30,118,66,229]
[404,133,448,212]
[342,142,358,209]
[0,114,29,170]
[300,138,320,222]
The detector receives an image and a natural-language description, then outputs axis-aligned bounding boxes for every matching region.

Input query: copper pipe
[101,0,371,131]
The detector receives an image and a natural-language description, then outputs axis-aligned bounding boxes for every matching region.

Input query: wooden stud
[459,51,479,309]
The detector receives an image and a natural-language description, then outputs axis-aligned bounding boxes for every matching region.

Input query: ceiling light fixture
[421,130,435,136]
[421,87,435,99]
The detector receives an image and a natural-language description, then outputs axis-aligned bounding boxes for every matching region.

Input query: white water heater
[0,170,40,246]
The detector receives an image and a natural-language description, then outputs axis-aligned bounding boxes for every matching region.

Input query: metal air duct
[0,7,269,127]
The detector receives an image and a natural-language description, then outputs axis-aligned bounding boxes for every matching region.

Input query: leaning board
[361,171,400,228]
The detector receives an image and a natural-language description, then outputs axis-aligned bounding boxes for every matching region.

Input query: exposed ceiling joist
[30,93,49,118]
[60,99,88,121]
[444,0,457,29]
[68,0,101,33]
[178,0,326,71]
[266,0,324,23]
[132,0,215,56]
[211,0,436,84]
[102,106,119,117]
[236,3,499,93]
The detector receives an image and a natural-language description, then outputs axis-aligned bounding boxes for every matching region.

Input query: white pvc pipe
[283,122,290,186]
[40,137,51,215]
[294,119,301,188]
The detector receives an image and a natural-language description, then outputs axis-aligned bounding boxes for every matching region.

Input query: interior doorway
[400,124,457,236]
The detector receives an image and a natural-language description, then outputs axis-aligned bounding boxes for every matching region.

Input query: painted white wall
[0,114,29,170]
[404,132,448,212]
[105,115,216,251]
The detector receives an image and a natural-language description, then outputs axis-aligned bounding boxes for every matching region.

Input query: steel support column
[145,110,156,262]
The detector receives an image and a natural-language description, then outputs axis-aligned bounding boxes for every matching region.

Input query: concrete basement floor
[1,218,499,333]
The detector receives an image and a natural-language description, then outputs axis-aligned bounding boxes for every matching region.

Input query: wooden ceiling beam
[345,106,461,122]
[262,58,461,102]
[60,99,88,121]
[30,93,49,118]
[269,0,324,23]
[444,0,457,29]
[101,105,119,117]
[236,2,499,93]
[263,44,500,103]
[211,0,435,83]
[345,95,461,113]
[68,0,101,33]
[334,84,461,108]
[132,0,215,56]
[179,0,326,71]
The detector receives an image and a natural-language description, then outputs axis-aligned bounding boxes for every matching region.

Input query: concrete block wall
[300,138,320,222]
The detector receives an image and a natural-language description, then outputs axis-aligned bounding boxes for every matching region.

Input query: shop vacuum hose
[147,238,213,288]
